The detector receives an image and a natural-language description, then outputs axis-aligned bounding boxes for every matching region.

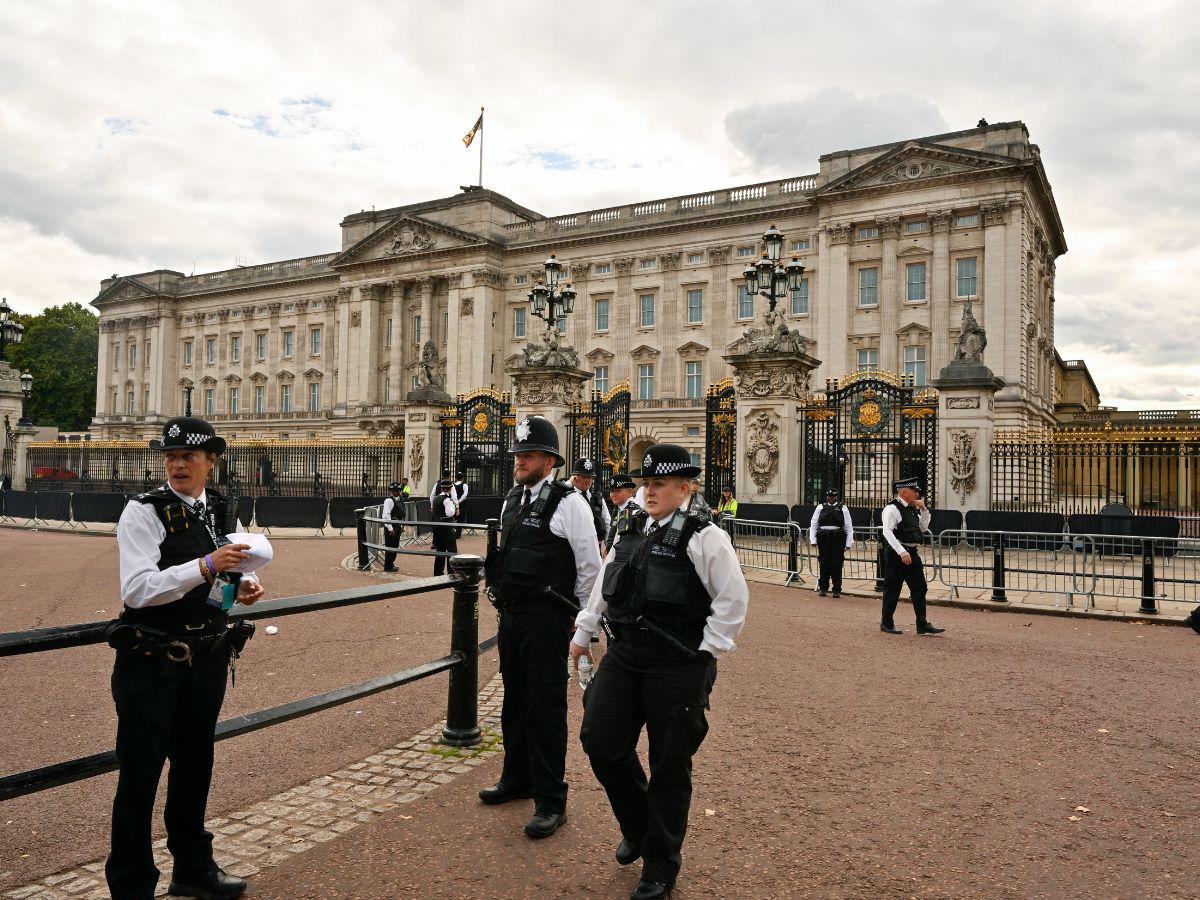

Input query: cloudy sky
[1,0,1197,408]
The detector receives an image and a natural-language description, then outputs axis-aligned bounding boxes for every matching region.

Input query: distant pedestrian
[716,486,738,520]
[430,479,458,576]
[879,479,944,635]
[809,487,853,597]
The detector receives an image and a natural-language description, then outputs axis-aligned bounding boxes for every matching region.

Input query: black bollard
[442,554,483,747]
[874,541,885,593]
[1140,539,1158,614]
[991,532,1007,602]
[356,508,370,571]
[787,525,800,583]
[486,517,499,558]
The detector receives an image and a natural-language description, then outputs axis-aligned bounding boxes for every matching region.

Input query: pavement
[3,530,1200,898]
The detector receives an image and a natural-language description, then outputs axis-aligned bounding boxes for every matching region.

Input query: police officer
[808,487,854,597]
[685,476,712,521]
[879,477,945,635]
[605,472,640,552]
[107,417,265,900]
[381,481,404,572]
[569,456,611,547]
[481,416,601,839]
[572,444,749,900]
[430,478,458,576]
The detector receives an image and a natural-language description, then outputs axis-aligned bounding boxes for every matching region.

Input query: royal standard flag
[462,111,483,148]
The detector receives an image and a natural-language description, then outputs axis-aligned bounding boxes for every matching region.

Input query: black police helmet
[609,472,636,490]
[509,415,565,467]
[571,457,597,477]
[630,443,701,479]
[389,481,403,493]
[149,417,226,456]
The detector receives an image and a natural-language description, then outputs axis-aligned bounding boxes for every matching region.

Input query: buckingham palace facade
[91,120,1066,459]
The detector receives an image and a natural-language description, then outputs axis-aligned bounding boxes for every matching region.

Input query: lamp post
[742,224,807,318]
[0,297,26,362]
[527,253,577,337]
[17,372,33,427]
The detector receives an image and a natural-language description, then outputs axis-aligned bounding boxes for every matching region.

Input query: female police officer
[570,443,748,900]
[106,416,264,900]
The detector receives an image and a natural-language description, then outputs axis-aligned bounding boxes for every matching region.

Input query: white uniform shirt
[430,480,469,506]
[382,495,403,532]
[117,485,258,609]
[573,505,750,659]
[434,495,457,519]
[499,474,602,609]
[809,503,855,548]
[879,497,931,555]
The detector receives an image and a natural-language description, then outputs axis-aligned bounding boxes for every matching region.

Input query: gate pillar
[931,358,1003,517]
[402,403,445,499]
[724,348,821,506]
[506,361,592,471]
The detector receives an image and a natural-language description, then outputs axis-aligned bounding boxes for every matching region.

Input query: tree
[8,303,98,431]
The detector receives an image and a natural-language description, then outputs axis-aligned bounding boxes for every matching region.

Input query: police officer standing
[107,416,265,900]
[572,444,749,900]
[879,478,945,635]
[430,478,459,576]
[569,456,611,548]
[808,487,854,597]
[605,472,640,552]
[381,481,404,572]
[481,416,601,839]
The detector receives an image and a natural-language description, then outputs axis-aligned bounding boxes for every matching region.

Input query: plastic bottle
[577,655,593,690]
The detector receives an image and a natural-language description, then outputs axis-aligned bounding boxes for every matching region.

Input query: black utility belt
[609,620,702,647]
[499,598,568,615]
[106,619,254,663]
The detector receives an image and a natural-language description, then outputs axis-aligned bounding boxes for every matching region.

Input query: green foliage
[7,303,98,431]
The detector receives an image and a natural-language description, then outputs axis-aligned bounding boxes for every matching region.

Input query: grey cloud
[723,88,948,170]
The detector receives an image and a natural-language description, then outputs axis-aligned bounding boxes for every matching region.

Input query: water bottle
[577,655,593,690]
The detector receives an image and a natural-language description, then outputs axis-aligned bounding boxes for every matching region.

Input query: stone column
[12,423,38,490]
[929,210,953,376]
[1178,450,1191,511]
[877,217,900,374]
[981,201,1014,400]
[334,287,352,414]
[358,283,382,405]
[659,252,682,395]
[418,277,434,351]
[723,348,821,506]
[612,258,635,385]
[506,362,592,456]
[931,359,1004,517]
[822,224,852,380]
[706,246,732,378]
[388,280,406,404]
[94,321,111,423]
[402,404,446,499]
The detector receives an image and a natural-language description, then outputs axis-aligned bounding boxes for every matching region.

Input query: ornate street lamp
[743,224,806,316]
[17,371,33,427]
[527,253,577,334]
[0,297,26,362]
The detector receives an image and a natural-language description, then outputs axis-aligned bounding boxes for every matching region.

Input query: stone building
[91,120,1067,469]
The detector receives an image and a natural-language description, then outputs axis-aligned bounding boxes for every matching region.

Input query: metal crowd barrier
[356,511,499,571]
[936,529,1091,609]
[0,555,493,802]
[721,518,805,586]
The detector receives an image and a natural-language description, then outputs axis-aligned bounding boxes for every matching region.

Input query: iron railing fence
[721,518,804,585]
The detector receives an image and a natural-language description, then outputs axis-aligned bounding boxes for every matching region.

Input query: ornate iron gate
[439,388,516,497]
[567,382,631,491]
[704,378,736,501]
[800,371,937,509]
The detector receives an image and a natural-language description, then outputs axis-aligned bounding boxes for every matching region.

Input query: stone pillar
[334,287,352,413]
[94,321,111,422]
[12,424,37,490]
[705,246,732,378]
[418,277,434,352]
[981,201,1016,401]
[507,362,591,452]
[1178,450,1191,511]
[388,280,406,404]
[822,224,852,380]
[723,348,821,506]
[929,210,953,376]
[877,217,900,373]
[931,359,1004,517]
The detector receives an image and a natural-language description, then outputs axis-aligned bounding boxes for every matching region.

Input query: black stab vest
[582,487,607,543]
[388,496,403,520]
[601,508,712,640]
[606,500,642,552]
[120,487,227,630]
[432,494,454,522]
[817,503,845,529]
[889,499,923,545]
[494,480,578,610]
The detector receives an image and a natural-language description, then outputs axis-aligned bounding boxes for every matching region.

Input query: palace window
[791,239,810,251]
[309,382,320,412]
[255,333,266,360]
[204,389,215,416]
[442,312,448,342]
[128,344,136,369]
[859,226,880,239]
[515,274,529,284]
[854,453,875,482]
[144,341,151,368]
[310,327,322,355]
[143,389,149,412]
[857,348,879,371]
[687,252,704,264]
[126,390,135,415]
[206,337,217,365]
[385,318,393,347]
[905,221,928,233]
[904,346,927,386]
[737,246,755,257]
[955,213,980,228]
[956,257,978,297]
[412,374,420,389]
[595,263,612,275]
[906,262,927,302]
[594,298,609,332]
[183,340,193,365]
[792,277,809,316]
[858,268,879,307]
[686,362,703,399]
[637,363,655,400]
[687,426,700,437]
[229,387,239,415]
[737,285,755,319]
[383,377,391,404]
[254,385,265,414]
[640,294,655,327]
[113,343,119,370]
[556,314,567,335]
[514,308,526,338]
[230,335,241,363]
[282,383,293,413]
[687,288,703,324]
[414,315,422,343]
[640,258,656,270]
[594,365,609,395]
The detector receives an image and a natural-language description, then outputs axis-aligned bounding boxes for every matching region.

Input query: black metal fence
[704,379,736,502]
[0,554,493,802]
[439,389,515,498]
[567,383,631,492]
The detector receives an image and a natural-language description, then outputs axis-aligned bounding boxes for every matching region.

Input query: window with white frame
[689,450,702,467]
[857,348,879,370]
[956,257,978,297]
[282,383,293,412]
[309,382,320,411]
[792,277,809,315]
[791,239,810,251]
[594,365,609,395]
[126,390,135,415]
[229,386,240,415]
[859,226,880,239]
[556,314,567,335]
[955,213,980,227]
[737,285,755,319]
[685,361,702,399]
[112,343,119,370]
[737,246,755,257]
[310,327,322,355]
[514,308,526,338]
[687,288,703,323]
[595,263,612,275]
[204,389,215,415]
[859,268,879,306]
[640,294,655,327]
[594,298,609,332]
[255,333,266,360]
[515,274,529,284]
[640,258,656,270]
[144,341,151,368]
[283,330,294,357]
[687,252,704,264]
[637,363,655,400]
[230,335,240,362]
[411,375,419,389]
[414,315,422,343]
[905,221,928,233]
[854,452,875,482]
[687,426,700,437]
[183,340,193,365]
[906,262,927,302]
[904,346,927,386]
[385,318,393,347]
[206,337,217,364]
[254,385,265,414]
[128,343,136,368]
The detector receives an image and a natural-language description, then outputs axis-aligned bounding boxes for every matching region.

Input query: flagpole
[478,106,484,188]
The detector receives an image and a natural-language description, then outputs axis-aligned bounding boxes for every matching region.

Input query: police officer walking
[430,478,459,576]
[572,444,749,900]
[381,481,404,572]
[808,487,854,597]
[481,416,601,839]
[879,477,945,635]
[107,417,265,900]
[569,456,611,548]
[605,472,640,552]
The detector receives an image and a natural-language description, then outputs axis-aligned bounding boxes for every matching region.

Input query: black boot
[168,866,247,899]
[917,622,945,635]
[630,879,671,899]
[615,839,641,865]
[478,782,533,805]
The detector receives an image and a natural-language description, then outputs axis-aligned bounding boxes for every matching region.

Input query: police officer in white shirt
[569,456,611,547]
[479,416,601,840]
[808,487,854,597]
[879,478,944,635]
[381,481,404,572]
[605,472,640,552]
[572,443,749,900]
[107,417,264,900]
[430,478,459,576]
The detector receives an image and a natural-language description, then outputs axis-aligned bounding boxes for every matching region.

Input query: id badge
[206,579,226,609]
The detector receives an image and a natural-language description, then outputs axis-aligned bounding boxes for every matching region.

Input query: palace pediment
[94,276,160,305]
[331,214,490,268]
[819,141,1018,196]
[896,321,932,336]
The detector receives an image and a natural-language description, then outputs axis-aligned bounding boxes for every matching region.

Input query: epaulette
[133,486,173,504]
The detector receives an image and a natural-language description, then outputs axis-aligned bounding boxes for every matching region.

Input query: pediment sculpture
[388,223,437,256]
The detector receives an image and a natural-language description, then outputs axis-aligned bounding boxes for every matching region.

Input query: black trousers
[383,525,400,569]
[580,638,717,887]
[498,608,572,815]
[106,646,229,900]
[431,525,458,576]
[816,531,846,591]
[880,544,929,627]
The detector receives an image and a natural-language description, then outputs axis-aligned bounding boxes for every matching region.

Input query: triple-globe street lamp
[527,253,577,335]
[741,224,807,316]
[0,297,26,361]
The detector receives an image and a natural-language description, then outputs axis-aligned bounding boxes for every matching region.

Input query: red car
[33,466,79,481]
